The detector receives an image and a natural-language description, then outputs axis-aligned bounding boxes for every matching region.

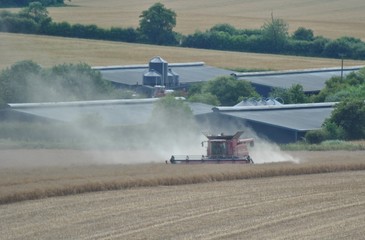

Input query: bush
[327,100,365,140]
[269,84,308,104]
[0,16,38,33]
[322,120,345,140]
[204,76,259,106]
[188,93,220,106]
[0,0,67,7]
[0,61,125,104]
[305,130,327,144]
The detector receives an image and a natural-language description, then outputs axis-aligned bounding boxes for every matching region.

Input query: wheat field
[0,150,364,239]
[47,0,365,40]
[2,0,365,70]
[2,32,365,71]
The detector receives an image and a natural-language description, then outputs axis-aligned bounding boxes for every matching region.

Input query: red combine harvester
[169,131,254,164]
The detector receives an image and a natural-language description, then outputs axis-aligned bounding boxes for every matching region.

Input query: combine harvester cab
[169,131,254,164]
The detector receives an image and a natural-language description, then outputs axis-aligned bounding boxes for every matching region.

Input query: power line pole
[339,53,345,81]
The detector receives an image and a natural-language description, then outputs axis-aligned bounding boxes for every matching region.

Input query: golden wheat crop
[47,0,365,40]
[1,150,364,205]
[2,0,365,70]
[2,33,365,71]
[0,170,364,239]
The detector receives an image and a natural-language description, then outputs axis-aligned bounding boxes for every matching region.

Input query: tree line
[1,2,365,60]
[0,0,68,7]
[0,60,132,107]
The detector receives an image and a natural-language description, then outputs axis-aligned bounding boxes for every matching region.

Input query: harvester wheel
[248,156,254,164]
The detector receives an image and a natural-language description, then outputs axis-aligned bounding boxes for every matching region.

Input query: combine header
[169,131,254,164]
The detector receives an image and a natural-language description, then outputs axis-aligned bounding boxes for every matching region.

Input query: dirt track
[1,170,364,240]
[0,150,365,239]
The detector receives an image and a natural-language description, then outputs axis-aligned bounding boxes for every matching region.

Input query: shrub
[0,61,125,104]
[0,16,38,33]
[327,100,365,140]
[305,130,327,144]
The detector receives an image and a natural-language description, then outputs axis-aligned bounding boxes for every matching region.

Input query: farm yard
[0,150,365,239]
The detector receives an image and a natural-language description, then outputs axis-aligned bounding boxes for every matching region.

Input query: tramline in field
[169,131,254,164]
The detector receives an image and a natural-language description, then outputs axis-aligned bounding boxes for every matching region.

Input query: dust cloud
[249,139,300,164]
[197,118,300,164]
[0,107,299,167]
[2,69,298,167]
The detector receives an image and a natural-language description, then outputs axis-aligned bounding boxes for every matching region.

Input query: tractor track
[1,171,364,240]
[207,200,365,240]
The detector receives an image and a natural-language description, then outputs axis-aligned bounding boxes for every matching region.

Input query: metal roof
[97,63,363,93]
[8,99,214,127]
[96,62,233,86]
[213,103,336,131]
[6,99,339,143]
[233,66,363,92]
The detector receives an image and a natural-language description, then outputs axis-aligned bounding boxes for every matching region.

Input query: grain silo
[149,56,168,86]
[143,69,162,86]
[167,68,179,87]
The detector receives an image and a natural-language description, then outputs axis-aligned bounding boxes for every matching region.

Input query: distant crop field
[2,0,365,70]
[46,0,365,40]
[0,150,364,239]
[2,33,365,71]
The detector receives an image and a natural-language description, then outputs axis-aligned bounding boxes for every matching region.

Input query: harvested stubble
[1,150,364,205]
[1,170,364,240]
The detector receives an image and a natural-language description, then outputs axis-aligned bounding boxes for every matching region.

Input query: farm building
[96,57,363,97]
[231,66,362,96]
[2,99,336,144]
[3,99,213,127]
[1,57,358,144]
[203,102,336,143]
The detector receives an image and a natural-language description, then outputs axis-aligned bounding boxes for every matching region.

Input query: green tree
[138,2,177,45]
[305,130,326,144]
[205,76,259,106]
[322,119,345,140]
[0,61,125,103]
[148,95,200,150]
[313,67,365,102]
[0,60,41,103]
[323,38,352,58]
[210,23,237,35]
[149,95,197,137]
[188,92,220,106]
[261,14,289,53]
[49,63,116,100]
[0,0,69,7]
[327,99,365,140]
[19,1,51,26]
[292,27,314,41]
[269,84,308,104]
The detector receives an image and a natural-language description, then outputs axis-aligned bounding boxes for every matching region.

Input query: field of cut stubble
[0,150,364,239]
